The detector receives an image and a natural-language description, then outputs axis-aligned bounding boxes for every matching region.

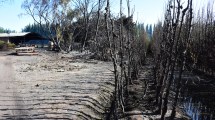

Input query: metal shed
[0,32,49,47]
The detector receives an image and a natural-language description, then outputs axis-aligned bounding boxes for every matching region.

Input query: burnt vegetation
[21,0,214,119]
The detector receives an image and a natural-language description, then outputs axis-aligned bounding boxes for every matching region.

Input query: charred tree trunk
[105,0,119,119]
[171,1,193,118]
[93,0,101,53]
[159,0,192,119]
[170,56,184,119]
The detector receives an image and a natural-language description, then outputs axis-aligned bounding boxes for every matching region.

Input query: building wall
[0,33,49,46]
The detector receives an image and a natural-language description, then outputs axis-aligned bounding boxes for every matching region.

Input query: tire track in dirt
[0,56,30,119]
[0,52,115,119]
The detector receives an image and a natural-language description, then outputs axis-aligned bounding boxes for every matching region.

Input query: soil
[0,50,115,119]
[1,50,212,120]
[120,58,191,120]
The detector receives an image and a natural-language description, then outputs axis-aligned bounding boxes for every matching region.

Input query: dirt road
[0,52,114,119]
[0,56,29,119]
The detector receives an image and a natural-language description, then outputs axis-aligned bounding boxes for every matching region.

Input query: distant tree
[74,0,101,51]
[152,21,163,57]
[145,24,153,40]
[148,24,152,39]
[0,27,15,33]
[22,23,49,37]
[0,27,4,33]
[22,0,80,52]
[146,24,149,34]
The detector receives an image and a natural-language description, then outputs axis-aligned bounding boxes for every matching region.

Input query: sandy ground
[0,50,114,119]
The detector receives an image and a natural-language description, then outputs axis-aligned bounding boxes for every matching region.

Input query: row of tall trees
[189,2,215,75]
[151,0,214,119]
[104,0,143,118]
[152,0,193,119]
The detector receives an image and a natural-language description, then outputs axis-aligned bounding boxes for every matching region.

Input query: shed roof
[0,32,31,37]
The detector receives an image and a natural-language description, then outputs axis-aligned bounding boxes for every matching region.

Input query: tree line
[0,27,15,33]
[151,0,214,119]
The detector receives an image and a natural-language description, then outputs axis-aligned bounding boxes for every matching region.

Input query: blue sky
[0,0,210,32]
[0,0,34,32]
[111,0,167,24]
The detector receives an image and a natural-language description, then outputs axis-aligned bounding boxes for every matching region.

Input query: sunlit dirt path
[0,56,30,119]
[0,52,114,119]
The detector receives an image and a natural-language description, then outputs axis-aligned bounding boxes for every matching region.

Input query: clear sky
[0,0,211,32]
[111,0,167,24]
[0,0,34,32]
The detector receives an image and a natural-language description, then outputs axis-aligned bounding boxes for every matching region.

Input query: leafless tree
[104,0,121,118]
[189,1,215,76]
[92,0,102,53]
[151,0,193,119]
[73,0,101,51]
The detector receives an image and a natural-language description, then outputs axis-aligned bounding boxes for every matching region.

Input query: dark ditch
[178,71,215,120]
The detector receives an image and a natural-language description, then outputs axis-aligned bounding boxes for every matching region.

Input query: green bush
[0,40,4,45]
[7,43,16,49]
[0,40,16,50]
[0,40,6,49]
